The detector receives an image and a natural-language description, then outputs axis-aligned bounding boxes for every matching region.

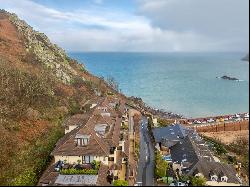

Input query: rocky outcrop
[217,75,239,81]
[242,53,249,62]
[1,10,78,83]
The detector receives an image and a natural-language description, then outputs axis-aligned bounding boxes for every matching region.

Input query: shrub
[190,176,207,186]
[203,136,227,155]
[91,160,101,170]
[11,169,37,186]
[113,180,129,186]
[60,168,98,175]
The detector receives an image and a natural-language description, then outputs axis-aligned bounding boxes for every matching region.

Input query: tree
[191,176,207,186]
[155,151,169,178]
[106,76,119,92]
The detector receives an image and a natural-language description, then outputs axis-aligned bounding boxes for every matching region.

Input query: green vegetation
[203,135,249,181]
[113,180,129,186]
[0,56,95,185]
[203,136,227,155]
[135,141,140,160]
[60,168,98,175]
[121,122,129,130]
[11,126,64,186]
[147,116,155,143]
[227,137,249,175]
[190,176,207,186]
[162,177,174,184]
[91,160,101,170]
[157,118,175,127]
[155,151,169,179]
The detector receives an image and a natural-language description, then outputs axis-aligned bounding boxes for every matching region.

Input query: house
[49,97,130,185]
[64,114,90,134]
[153,124,242,186]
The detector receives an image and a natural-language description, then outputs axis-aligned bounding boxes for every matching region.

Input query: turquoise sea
[70,52,249,118]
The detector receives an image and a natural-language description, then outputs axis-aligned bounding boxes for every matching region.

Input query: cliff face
[1,9,79,83]
[0,10,115,185]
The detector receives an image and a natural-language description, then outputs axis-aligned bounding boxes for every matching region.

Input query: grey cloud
[137,0,249,51]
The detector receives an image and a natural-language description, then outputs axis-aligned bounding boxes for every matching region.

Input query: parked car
[207,118,214,123]
[244,113,249,119]
[54,160,64,172]
[235,114,240,118]
[194,120,202,124]
[235,118,241,122]
[169,182,187,186]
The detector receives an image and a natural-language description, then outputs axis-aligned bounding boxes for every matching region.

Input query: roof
[153,124,188,143]
[169,129,241,184]
[188,159,241,184]
[64,114,90,128]
[52,97,125,157]
[52,116,110,156]
[96,164,110,186]
[38,164,59,186]
[170,136,199,171]
[54,175,98,186]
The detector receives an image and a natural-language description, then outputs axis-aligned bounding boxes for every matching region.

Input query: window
[76,138,89,146]
[211,176,218,181]
[82,156,94,164]
[221,176,228,182]
[110,147,115,154]
[108,157,115,161]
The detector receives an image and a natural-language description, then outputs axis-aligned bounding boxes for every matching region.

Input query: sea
[70,52,249,118]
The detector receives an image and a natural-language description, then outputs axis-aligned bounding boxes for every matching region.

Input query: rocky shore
[128,96,184,119]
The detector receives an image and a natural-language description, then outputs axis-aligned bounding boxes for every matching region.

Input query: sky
[0,0,249,52]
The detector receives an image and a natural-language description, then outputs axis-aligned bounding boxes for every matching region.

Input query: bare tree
[106,76,119,92]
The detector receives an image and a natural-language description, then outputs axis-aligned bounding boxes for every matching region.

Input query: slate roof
[170,135,199,171]
[188,159,241,184]
[153,124,188,143]
[167,125,241,184]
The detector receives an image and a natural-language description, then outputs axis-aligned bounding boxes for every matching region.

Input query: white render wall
[54,155,109,165]
[65,125,78,134]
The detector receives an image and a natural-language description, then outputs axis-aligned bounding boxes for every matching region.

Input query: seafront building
[153,124,242,186]
[39,96,138,186]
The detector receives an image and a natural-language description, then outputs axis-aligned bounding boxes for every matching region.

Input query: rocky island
[242,53,249,62]
[217,75,240,81]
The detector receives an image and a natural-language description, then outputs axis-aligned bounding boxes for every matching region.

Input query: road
[136,116,155,186]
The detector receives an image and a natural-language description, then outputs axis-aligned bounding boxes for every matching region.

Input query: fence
[188,121,249,133]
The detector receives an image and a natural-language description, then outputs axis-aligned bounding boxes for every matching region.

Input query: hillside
[0,9,123,185]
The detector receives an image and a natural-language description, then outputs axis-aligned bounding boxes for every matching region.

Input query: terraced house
[39,96,132,186]
[153,124,242,186]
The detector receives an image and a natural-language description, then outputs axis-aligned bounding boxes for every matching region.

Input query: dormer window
[95,124,108,137]
[98,107,108,112]
[221,176,228,182]
[75,134,90,146]
[209,170,218,181]
[211,175,218,181]
[101,112,111,117]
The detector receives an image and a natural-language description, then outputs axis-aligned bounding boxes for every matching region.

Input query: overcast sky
[0,0,249,52]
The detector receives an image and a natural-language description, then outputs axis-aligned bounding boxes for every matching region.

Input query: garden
[59,160,101,175]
